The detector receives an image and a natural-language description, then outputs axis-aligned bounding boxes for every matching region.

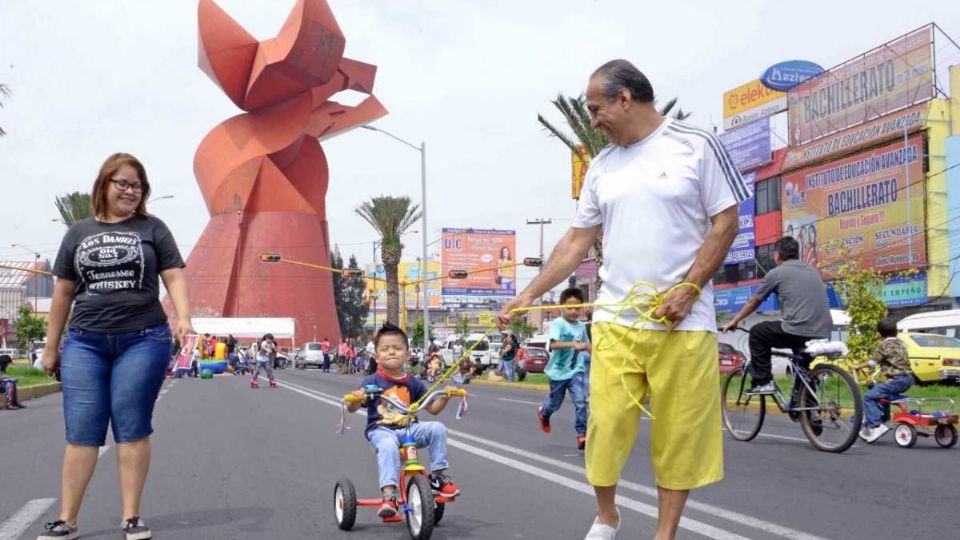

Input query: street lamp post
[361,125,430,349]
[11,243,42,314]
[525,219,552,332]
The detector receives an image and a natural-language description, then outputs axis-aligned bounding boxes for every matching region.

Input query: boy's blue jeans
[863,374,913,427]
[541,371,588,436]
[367,422,449,489]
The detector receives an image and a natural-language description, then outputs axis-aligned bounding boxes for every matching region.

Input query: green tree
[14,304,46,350]
[537,92,691,288]
[330,246,346,336]
[341,255,369,338]
[454,315,470,341]
[830,251,887,364]
[509,316,536,340]
[355,196,421,325]
[0,83,10,136]
[410,317,434,348]
[55,191,93,226]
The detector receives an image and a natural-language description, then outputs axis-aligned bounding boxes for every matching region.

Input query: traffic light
[341,269,364,278]
[523,257,543,267]
[448,270,469,279]
[259,252,282,263]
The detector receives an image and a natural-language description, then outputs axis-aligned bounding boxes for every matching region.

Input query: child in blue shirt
[537,288,591,451]
[346,323,461,518]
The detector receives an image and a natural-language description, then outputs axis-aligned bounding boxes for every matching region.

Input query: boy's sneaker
[429,472,461,499]
[537,407,551,433]
[37,520,78,540]
[859,424,890,443]
[577,435,586,451]
[377,494,399,518]
[122,516,151,540]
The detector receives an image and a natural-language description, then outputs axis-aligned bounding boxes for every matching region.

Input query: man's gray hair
[591,59,654,103]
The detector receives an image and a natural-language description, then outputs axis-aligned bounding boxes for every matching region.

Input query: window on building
[755,176,781,215]
[756,244,776,278]
[713,262,757,285]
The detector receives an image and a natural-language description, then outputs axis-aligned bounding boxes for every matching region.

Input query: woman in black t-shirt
[38,153,194,540]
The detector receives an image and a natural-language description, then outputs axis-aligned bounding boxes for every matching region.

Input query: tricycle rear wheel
[334,478,358,530]
[894,423,917,448]
[935,424,958,448]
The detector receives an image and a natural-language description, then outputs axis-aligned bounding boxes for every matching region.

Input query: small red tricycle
[886,396,958,449]
[334,386,467,540]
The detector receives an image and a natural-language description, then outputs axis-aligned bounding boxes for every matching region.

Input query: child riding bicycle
[345,323,461,518]
[851,317,913,443]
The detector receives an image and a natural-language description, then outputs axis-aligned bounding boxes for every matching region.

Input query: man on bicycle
[721,236,832,394]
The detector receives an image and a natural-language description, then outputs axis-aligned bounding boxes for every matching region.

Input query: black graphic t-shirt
[53,215,184,332]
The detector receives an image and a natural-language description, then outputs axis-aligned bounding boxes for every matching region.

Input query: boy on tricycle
[345,323,461,519]
[852,317,914,443]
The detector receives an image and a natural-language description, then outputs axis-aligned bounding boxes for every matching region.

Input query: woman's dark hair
[374,322,408,349]
[591,59,655,103]
[774,236,800,261]
[91,153,151,219]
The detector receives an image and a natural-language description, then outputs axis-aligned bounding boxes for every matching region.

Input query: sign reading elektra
[760,60,824,92]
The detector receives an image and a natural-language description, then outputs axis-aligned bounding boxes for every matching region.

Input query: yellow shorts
[585,322,723,490]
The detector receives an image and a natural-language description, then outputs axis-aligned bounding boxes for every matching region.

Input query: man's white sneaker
[584,510,620,540]
[859,424,890,443]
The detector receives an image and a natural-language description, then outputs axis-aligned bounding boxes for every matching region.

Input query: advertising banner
[714,283,779,314]
[366,261,441,309]
[441,229,517,298]
[783,103,927,171]
[572,145,590,199]
[723,79,787,130]
[880,271,927,307]
[760,60,825,92]
[719,119,771,172]
[725,172,756,265]
[782,135,926,278]
[788,26,934,146]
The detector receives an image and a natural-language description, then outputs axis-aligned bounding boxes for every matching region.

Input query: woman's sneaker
[122,516,152,540]
[37,520,78,540]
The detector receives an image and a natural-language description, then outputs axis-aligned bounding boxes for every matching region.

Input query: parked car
[899,332,960,384]
[295,342,325,369]
[718,343,746,374]
[521,346,549,373]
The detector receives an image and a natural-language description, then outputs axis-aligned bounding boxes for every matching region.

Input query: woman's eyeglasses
[109,179,145,193]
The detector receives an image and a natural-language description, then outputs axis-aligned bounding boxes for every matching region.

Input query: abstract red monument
[181,0,387,342]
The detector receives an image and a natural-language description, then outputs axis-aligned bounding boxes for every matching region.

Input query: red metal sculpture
[180,0,387,342]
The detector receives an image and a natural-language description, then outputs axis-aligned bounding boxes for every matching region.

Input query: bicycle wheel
[798,364,862,452]
[721,369,765,441]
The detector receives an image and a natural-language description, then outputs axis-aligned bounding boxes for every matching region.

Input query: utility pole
[525,218,552,332]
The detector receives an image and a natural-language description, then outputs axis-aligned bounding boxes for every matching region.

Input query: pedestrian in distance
[344,323,461,518]
[1,358,25,409]
[38,152,194,540]
[852,318,914,443]
[536,288,590,451]
[251,334,278,389]
[498,330,520,382]
[322,336,332,372]
[499,59,747,540]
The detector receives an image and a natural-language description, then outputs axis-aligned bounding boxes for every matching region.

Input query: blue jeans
[61,324,172,446]
[542,371,588,436]
[863,374,913,427]
[367,422,449,489]
[500,359,515,382]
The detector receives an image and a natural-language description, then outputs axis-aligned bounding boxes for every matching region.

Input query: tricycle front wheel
[405,474,436,540]
[935,424,958,448]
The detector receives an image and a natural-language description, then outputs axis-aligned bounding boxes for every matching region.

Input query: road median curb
[470,379,549,392]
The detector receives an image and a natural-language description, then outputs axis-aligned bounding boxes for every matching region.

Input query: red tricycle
[334,386,467,540]
[884,396,958,448]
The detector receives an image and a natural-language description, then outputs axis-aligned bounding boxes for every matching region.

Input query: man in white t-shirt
[499,59,748,540]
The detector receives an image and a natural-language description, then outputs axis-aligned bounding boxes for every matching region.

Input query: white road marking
[275,379,826,540]
[497,397,541,406]
[0,498,56,540]
[722,428,809,444]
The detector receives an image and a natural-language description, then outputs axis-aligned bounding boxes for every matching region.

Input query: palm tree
[355,196,422,325]
[537,93,691,288]
[55,191,93,226]
[0,83,10,136]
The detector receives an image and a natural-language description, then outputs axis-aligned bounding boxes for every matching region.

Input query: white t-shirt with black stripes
[572,119,751,332]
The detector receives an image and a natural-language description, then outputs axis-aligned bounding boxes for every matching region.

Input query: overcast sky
[1,1,958,291]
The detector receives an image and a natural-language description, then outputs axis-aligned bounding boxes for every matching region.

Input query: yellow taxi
[899,332,960,384]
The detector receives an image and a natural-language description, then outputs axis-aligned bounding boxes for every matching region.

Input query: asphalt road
[2,368,959,539]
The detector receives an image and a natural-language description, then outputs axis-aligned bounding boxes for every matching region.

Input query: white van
[440,333,495,370]
[897,309,960,337]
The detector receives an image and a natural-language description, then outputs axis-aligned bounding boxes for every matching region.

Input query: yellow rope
[410,280,701,420]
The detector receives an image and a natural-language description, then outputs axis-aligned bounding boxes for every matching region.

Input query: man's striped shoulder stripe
[667,122,750,201]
